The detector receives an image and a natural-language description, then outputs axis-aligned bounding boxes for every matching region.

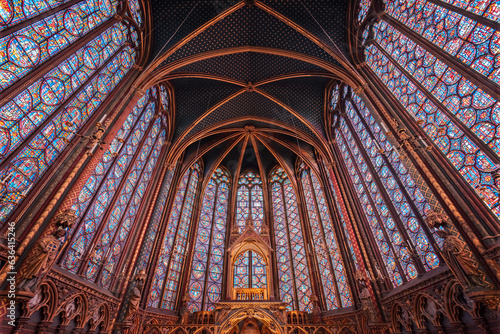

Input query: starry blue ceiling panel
[252,140,277,176]
[220,141,245,177]
[172,78,243,138]
[238,143,265,176]
[181,91,315,141]
[172,52,327,83]
[184,134,236,178]
[219,120,287,131]
[257,77,330,137]
[263,137,304,173]
[149,0,240,60]
[261,0,349,58]
[160,5,339,67]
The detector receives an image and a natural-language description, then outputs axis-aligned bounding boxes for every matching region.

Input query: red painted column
[326,163,383,322]
[58,89,146,213]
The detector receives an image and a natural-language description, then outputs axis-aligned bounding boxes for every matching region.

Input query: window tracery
[359,0,500,219]
[188,167,230,312]
[270,166,312,312]
[0,0,143,228]
[148,162,201,310]
[0,0,116,92]
[385,0,499,83]
[357,0,371,23]
[299,163,352,310]
[233,250,267,290]
[137,167,174,273]
[60,87,167,289]
[236,171,264,233]
[332,84,441,287]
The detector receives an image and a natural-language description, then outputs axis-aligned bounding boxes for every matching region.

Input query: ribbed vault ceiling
[139,0,356,179]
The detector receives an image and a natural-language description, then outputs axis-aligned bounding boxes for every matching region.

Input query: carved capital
[424,210,449,231]
[353,84,368,95]
[53,209,77,230]
[356,62,367,69]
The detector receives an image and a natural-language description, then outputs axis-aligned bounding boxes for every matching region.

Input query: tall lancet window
[0,0,143,227]
[60,87,167,289]
[270,166,312,312]
[299,163,352,310]
[333,84,441,287]
[233,250,267,289]
[360,0,500,218]
[188,167,230,312]
[148,162,201,309]
[236,171,264,233]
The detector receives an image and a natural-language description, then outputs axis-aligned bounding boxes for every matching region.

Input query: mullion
[307,171,342,308]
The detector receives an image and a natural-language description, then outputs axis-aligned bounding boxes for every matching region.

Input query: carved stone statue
[17,228,66,292]
[358,280,376,322]
[435,229,487,289]
[424,210,449,230]
[179,291,191,324]
[310,295,322,323]
[215,307,230,323]
[272,306,286,324]
[125,270,147,320]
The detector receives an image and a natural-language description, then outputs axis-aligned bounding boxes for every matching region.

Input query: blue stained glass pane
[148,163,200,310]
[385,0,499,82]
[62,98,154,273]
[337,124,409,286]
[128,0,142,27]
[344,95,440,271]
[187,168,229,311]
[358,0,371,23]
[0,45,135,228]
[365,31,500,217]
[0,23,127,162]
[236,171,263,233]
[300,165,352,309]
[0,0,113,31]
[0,0,116,92]
[271,167,312,312]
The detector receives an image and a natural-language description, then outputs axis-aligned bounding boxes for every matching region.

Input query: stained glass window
[0,0,96,31]
[331,83,340,109]
[188,167,230,312]
[385,0,500,83]
[332,84,441,287]
[160,84,169,111]
[361,0,500,219]
[0,0,116,92]
[93,126,165,288]
[0,0,143,229]
[440,0,499,22]
[148,162,201,309]
[236,171,264,233]
[233,250,267,290]
[60,88,167,288]
[299,164,352,310]
[137,168,174,273]
[358,0,371,23]
[128,0,143,27]
[270,166,313,312]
